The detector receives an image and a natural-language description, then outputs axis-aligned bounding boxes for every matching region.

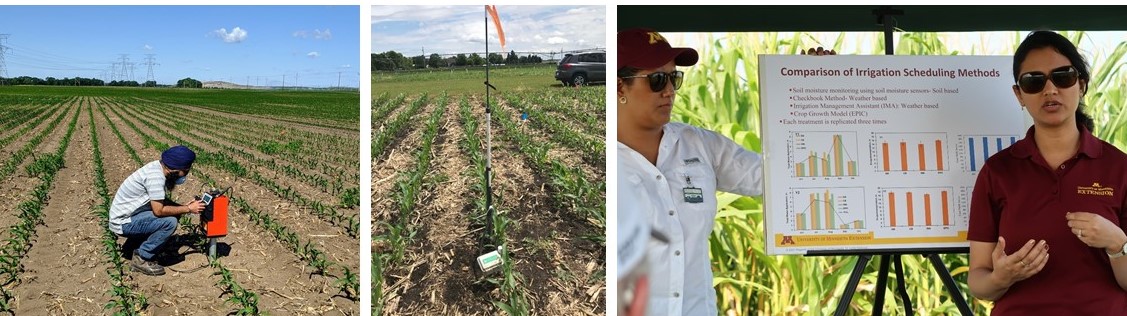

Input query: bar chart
[788,131,859,178]
[869,132,950,173]
[786,187,866,231]
[956,135,1019,172]
[875,187,956,228]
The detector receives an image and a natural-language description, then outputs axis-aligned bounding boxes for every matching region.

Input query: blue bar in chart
[968,136,1018,171]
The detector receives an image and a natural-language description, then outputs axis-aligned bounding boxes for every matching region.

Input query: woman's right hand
[991,237,1050,285]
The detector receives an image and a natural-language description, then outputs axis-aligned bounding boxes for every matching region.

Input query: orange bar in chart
[882,143,890,171]
[900,141,908,171]
[935,140,944,170]
[889,192,896,226]
[942,190,950,226]
[906,192,915,226]
[924,193,933,226]
[833,135,843,177]
[918,143,926,171]
[797,213,805,230]
[848,161,856,176]
[796,163,804,177]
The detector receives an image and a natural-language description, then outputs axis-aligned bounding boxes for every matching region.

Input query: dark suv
[555,51,605,86]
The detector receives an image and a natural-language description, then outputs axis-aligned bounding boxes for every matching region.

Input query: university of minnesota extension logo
[1078,182,1115,196]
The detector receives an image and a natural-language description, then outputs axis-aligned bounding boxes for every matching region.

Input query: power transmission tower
[110,62,119,82]
[144,54,158,84]
[118,54,131,82]
[0,34,10,84]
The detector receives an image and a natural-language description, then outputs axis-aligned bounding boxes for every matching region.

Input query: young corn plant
[88,106,147,315]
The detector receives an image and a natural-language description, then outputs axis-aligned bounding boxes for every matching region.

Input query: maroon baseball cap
[618,28,698,70]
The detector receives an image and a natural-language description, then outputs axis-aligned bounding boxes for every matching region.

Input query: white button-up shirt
[618,122,764,316]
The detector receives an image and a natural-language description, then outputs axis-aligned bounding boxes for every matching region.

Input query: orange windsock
[485,5,506,51]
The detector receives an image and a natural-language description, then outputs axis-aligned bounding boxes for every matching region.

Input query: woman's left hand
[1066,212,1127,253]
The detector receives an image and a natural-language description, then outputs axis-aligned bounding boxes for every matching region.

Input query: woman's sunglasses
[1016,66,1079,94]
[620,70,684,92]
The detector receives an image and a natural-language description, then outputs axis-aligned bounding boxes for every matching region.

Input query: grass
[372,64,592,96]
[0,85,359,124]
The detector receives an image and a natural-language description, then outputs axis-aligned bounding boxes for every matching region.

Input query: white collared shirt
[618,122,764,316]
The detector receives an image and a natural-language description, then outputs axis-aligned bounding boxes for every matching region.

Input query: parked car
[555,52,605,86]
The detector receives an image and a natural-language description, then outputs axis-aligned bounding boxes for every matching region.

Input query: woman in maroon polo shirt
[967,30,1127,314]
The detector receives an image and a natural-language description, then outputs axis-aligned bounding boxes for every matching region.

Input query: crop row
[371,93,406,128]
[87,105,148,314]
[457,96,530,315]
[0,106,79,311]
[372,94,429,161]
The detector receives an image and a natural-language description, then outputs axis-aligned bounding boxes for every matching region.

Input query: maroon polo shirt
[968,126,1127,315]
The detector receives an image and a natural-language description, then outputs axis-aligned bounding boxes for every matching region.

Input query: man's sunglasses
[1016,66,1079,94]
[620,70,684,92]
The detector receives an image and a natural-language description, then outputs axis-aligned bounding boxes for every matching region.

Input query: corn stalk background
[668,31,1127,315]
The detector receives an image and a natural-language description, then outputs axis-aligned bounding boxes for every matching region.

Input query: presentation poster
[760,55,1028,255]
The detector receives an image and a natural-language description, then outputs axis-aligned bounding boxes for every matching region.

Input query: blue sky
[373,6,605,57]
[0,6,359,87]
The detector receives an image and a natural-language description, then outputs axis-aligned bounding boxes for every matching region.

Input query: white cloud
[547,37,569,44]
[307,51,320,58]
[341,64,352,68]
[294,29,333,40]
[143,44,153,50]
[213,27,248,43]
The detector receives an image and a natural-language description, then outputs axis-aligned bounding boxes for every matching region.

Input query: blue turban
[161,145,196,170]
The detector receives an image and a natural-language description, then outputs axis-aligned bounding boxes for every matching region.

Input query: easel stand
[807,248,973,316]
[810,6,974,316]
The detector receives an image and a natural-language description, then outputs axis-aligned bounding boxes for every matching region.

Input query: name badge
[683,187,704,203]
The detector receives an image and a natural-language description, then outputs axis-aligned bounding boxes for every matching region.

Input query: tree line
[372,50,544,71]
[0,76,204,88]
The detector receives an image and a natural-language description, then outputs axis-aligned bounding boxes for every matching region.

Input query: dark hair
[618,67,640,86]
[1013,30,1094,131]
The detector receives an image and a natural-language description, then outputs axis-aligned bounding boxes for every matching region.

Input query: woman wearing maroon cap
[616,28,840,316]
[967,30,1127,314]
[616,27,750,316]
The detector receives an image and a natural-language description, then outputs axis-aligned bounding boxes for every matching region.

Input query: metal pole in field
[483,6,495,243]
